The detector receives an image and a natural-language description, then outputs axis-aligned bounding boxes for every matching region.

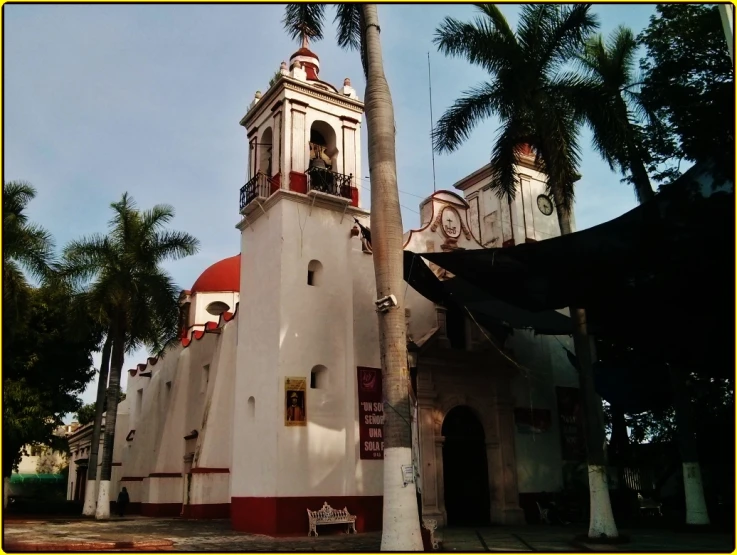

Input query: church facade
[66,44,584,535]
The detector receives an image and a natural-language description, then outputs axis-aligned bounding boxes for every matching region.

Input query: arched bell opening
[258,127,273,176]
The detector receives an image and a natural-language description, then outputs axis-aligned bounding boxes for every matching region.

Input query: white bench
[637,493,663,516]
[307,502,357,537]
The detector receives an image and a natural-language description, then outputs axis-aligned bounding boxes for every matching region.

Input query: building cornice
[453,154,542,192]
[236,189,369,231]
[240,77,363,128]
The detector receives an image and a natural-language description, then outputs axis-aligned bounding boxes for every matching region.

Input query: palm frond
[148,230,201,263]
[335,4,367,77]
[434,13,520,76]
[61,234,116,286]
[283,4,327,43]
[488,120,530,201]
[538,4,599,77]
[432,81,502,153]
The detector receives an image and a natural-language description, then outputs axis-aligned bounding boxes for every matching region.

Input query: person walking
[116,487,130,517]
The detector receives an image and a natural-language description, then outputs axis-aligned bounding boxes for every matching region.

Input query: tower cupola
[289,35,320,81]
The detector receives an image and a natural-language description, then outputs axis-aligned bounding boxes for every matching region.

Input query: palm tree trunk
[95,325,125,520]
[82,333,112,516]
[669,365,710,525]
[557,203,619,538]
[627,149,654,203]
[361,4,422,551]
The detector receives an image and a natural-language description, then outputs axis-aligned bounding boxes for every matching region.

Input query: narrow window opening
[307,260,323,286]
[247,396,255,419]
[310,365,328,389]
[201,365,210,393]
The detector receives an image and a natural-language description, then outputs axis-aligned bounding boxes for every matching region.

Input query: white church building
[66,43,584,535]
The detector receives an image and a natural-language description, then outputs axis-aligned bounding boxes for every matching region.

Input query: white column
[281,99,291,189]
[290,102,307,174]
[272,107,282,180]
[719,4,734,65]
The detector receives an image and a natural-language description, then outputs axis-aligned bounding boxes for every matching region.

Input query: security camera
[375,294,398,313]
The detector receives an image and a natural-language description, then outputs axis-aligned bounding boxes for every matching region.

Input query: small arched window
[247,396,255,419]
[310,365,328,389]
[307,260,323,286]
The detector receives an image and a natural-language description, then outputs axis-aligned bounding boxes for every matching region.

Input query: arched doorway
[442,406,490,527]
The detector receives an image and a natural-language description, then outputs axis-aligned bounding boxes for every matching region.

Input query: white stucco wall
[189,292,239,329]
[234,193,380,500]
[456,163,571,247]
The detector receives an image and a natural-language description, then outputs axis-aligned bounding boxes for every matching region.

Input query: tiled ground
[2,516,734,552]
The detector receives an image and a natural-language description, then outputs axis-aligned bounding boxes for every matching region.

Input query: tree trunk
[669,365,710,525]
[83,333,112,516]
[556,203,619,538]
[361,4,422,551]
[95,326,125,520]
[627,148,655,204]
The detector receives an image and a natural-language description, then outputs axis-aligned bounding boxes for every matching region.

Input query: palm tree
[433,4,619,539]
[282,5,423,550]
[2,181,55,332]
[79,309,174,516]
[573,27,655,203]
[575,29,710,526]
[62,193,199,519]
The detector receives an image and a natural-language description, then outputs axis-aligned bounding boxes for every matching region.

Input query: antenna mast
[428,52,437,193]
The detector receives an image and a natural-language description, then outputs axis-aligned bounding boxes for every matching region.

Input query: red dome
[191,254,240,294]
[290,47,319,61]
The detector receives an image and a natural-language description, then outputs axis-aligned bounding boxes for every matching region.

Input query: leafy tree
[2,181,54,337]
[638,4,734,186]
[432,4,621,539]
[62,193,199,519]
[282,5,423,549]
[3,284,102,477]
[76,403,97,426]
[572,26,657,203]
[36,449,64,474]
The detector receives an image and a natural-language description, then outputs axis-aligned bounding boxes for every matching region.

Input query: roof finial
[301,28,309,50]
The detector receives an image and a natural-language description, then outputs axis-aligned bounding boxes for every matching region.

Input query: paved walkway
[440,526,734,552]
[2,516,734,552]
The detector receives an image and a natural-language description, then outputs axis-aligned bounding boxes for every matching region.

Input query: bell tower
[231,43,376,535]
[238,39,364,211]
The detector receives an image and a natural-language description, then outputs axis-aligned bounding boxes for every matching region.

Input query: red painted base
[289,171,307,194]
[231,496,382,536]
[182,503,231,519]
[110,501,142,515]
[141,503,182,517]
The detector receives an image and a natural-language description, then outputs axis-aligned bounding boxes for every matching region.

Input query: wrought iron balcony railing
[240,172,274,211]
[306,167,355,201]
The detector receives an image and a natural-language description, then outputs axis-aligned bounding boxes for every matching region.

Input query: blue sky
[4,3,658,418]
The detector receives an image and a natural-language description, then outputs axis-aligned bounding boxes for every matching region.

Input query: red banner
[357,366,383,460]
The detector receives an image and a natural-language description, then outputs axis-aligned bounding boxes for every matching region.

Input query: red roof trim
[127,302,240,375]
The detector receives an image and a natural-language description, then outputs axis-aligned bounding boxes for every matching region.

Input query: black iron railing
[239,172,273,211]
[306,167,355,201]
